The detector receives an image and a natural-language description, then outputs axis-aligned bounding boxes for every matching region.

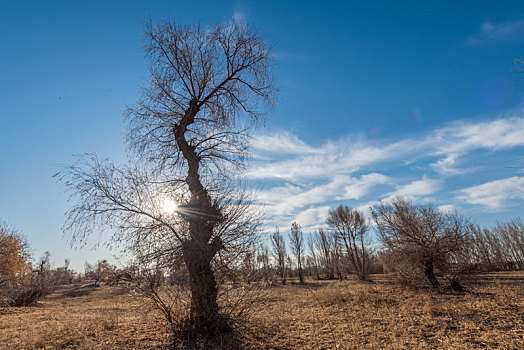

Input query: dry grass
[1,272,523,349]
[243,272,524,349]
[0,283,171,349]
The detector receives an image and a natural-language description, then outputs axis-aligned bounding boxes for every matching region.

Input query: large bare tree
[59,18,275,335]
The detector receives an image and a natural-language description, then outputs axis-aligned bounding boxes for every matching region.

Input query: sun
[160,198,178,214]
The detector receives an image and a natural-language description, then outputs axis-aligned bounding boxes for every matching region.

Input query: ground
[0,272,523,349]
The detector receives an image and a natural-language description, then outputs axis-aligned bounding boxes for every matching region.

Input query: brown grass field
[1,272,523,349]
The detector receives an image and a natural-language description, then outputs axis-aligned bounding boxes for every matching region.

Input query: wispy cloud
[434,117,524,154]
[458,176,524,210]
[247,137,426,181]
[249,113,524,230]
[386,177,442,201]
[251,131,318,157]
[249,113,524,182]
[467,18,524,46]
[258,173,390,215]
[431,153,464,175]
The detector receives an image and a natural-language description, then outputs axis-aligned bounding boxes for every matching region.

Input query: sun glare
[161,199,178,214]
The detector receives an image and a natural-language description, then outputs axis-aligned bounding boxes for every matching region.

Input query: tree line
[235,199,524,291]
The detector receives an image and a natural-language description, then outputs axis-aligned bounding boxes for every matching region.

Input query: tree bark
[182,242,221,332]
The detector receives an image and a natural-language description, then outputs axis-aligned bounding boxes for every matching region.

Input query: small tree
[372,197,470,289]
[327,205,371,281]
[271,228,287,285]
[289,222,305,284]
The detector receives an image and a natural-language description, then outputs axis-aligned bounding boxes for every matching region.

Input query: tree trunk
[424,261,439,288]
[175,102,226,334]
[183,242,222,333]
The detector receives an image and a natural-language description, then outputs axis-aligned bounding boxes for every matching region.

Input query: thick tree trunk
[183,242,222,333]
[424,261,439,288]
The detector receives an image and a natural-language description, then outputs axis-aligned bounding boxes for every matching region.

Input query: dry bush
[126,257,266,349]
[0,221,53,307]
[0,221,30,292]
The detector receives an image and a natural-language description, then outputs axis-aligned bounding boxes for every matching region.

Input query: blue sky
[1,0,524,270]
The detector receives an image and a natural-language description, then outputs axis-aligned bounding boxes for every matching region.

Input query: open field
[1,272,523,349]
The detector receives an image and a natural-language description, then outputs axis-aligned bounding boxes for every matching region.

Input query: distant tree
[289,222,305,284]
[36,251,51,275]
[327,205,372,281]
[256,245,273,284]
[331,233,344,280]
[58,17,275,336]
[372,197,470,289]
[492,218,524,269]
[271,228,287,285]
[314,228,335,279]
[241,246,257,284]
[308,236,320,280]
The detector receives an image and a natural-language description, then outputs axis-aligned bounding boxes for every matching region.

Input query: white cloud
[340,173,390,200]
[251,131,318,156]
[458,176,524,210]
[294,206,331,228]
[260,173,389,215]
[467,18,524,46]
[249,115,524,182]
[248,137,425,181]
[435,117,524,154]
[431,153,464,175]
[249,113,524,229]
[384,177,441,202]
[437,204,457,214]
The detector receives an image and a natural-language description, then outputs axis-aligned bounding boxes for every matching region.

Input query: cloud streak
[249,113,524,230]
[467,18,524,46]
[458,176,524,210]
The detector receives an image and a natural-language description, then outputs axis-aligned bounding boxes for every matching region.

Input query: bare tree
[327,205,372,281]
[289,222,305,284]
[372,197,470,289]
[308,236,320,280]
[256,244,274,284]
[331,233,344,281]
[271,228,287,285]
[315,228,335,279]
[493,218,524,269]
[58,17,275,336]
